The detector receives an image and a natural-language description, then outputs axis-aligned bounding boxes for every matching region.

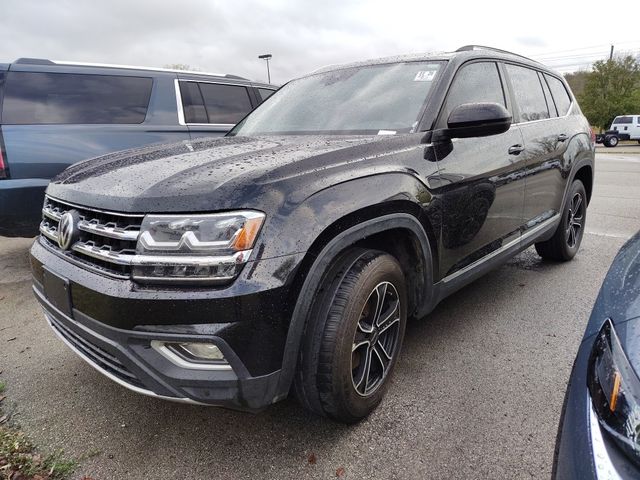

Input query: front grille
[48,315,145,389]
[40,196,143,277]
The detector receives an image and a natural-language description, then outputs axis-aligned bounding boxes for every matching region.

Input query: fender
[274,213,434,400]
[537,146,594,244]
[568,155,594,198]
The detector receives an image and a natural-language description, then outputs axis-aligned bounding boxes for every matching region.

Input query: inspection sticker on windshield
[414,70,436,82]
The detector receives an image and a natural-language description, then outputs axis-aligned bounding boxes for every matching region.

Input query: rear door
[1,65,190,181]
[176,78,257,138]
[504,64,576,229]
[432,60,527,279]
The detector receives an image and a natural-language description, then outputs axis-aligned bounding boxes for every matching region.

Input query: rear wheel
[535,179,586,261]
[604,135,618,147]
[294,249,407,423]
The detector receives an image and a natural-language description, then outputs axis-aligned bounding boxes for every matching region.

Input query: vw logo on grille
[58,211,79,251]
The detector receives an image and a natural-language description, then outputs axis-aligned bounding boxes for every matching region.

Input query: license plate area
[42,267,72,317]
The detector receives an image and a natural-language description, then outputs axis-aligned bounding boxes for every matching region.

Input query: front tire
[535,179,587,261]
[294,249,407,423]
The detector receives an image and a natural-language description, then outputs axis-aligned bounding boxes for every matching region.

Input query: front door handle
[557,134,568,142]
[508,144,525,155]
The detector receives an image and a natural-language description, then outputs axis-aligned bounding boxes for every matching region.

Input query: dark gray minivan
[0,59,276,237]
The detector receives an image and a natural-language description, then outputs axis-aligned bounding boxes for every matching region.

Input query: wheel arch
[573,163,593,204]
[275,210,436,399]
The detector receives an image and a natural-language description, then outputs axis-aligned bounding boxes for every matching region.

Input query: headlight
[132,211,264,285]
[588,319,640,466]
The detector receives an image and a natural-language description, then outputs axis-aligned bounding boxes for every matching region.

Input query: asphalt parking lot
[1,151,639,480]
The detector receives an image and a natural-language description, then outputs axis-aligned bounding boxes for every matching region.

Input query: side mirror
[444,102,512,139]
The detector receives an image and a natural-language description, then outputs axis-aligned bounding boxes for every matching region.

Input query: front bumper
[34,283,284,411]
[0,178,49,237]
[30,237,304,412]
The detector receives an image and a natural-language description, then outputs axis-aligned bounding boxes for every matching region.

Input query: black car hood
[47,134,411,212]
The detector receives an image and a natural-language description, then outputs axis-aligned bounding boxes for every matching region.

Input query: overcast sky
[2,0,639,84]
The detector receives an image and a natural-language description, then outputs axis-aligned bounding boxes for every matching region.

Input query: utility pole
[609,45,614,61]
[258,54,272,83]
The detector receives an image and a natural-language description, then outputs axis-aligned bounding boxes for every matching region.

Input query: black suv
[30,46,595,423]
[0,59,276,237]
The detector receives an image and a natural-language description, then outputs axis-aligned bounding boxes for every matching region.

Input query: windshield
[231,61,442,136]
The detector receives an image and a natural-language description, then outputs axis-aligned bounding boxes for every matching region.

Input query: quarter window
[505,64,549,122]
[199,83,253,124]
[441,62,506,126]
[539,72,558,118]
[545,74,572,116]
[258,88,275,102]
[3,72,152,124]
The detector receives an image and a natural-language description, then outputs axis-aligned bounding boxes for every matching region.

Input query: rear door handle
[508,144,525,155]
[557,134,568,142]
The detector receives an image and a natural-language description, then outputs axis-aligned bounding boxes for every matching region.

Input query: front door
[431,61,527,279]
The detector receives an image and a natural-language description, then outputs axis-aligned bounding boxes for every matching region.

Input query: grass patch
[0,382,77,480]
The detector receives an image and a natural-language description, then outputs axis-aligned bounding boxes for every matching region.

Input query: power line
[531,47,640,72]
[531,41,640,59]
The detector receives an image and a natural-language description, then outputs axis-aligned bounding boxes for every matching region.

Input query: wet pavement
[0,153,638,479]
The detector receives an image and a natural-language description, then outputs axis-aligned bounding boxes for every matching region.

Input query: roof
[307,45,548,78]
[12,57,249,81]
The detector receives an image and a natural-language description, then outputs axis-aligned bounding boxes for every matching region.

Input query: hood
[47,134,415,213]
[584,230,640,341]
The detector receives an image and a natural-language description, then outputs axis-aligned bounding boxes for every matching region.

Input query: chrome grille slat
[72,241,136,266]
[40,221,59,243]
[42,202,140,241]
[78,220,139,241]
[40,196,143,277]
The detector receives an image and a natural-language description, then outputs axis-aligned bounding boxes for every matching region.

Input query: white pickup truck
[596,115,640,147]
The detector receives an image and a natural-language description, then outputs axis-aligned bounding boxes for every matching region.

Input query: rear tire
[294,248,407,423]
[535,179,586,261]
[604,135,618,147]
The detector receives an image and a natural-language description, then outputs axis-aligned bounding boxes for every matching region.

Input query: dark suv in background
[30,46,594,423]
[0,59,276,236]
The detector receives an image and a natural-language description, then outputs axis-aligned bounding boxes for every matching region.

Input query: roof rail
[12,58,249,80]
[14,58,56,65]
[455,45,540,64]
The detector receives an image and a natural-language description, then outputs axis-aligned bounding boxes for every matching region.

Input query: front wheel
[535,179,587,261]
[294,249,407,423]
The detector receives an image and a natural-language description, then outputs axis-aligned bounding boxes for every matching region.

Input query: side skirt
[433,213,561,304]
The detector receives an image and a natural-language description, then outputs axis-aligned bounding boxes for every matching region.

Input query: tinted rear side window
[612,116,633,124]
[179,81,208,124]
[3,72,152,124]
[199,83,253,124]
[258,88,275,102]
[545,74,572,116]
[441,62,506,125]
[505,64,549,122]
